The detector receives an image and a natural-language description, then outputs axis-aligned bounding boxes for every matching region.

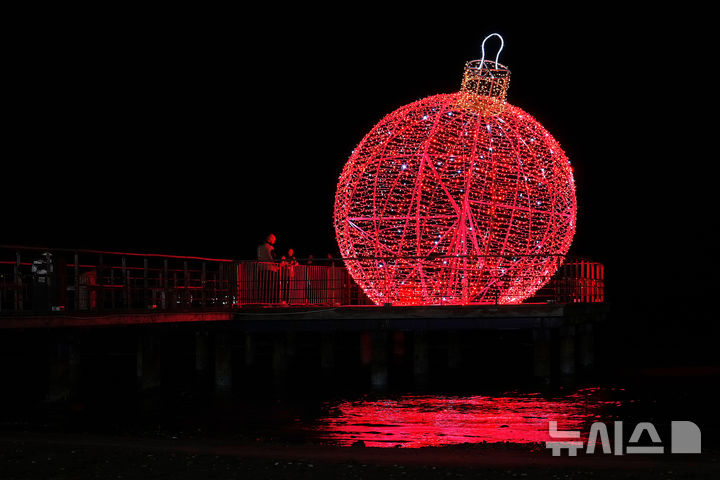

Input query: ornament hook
[480,33,504,70]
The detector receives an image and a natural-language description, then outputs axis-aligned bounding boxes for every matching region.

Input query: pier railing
[237,260,371,307]
[1,245,603,313]
[0,245,241,313]
[548,258,605,304]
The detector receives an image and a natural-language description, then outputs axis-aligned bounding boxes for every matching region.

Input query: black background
[6,6,717,309]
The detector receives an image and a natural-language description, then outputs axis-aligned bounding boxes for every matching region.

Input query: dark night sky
[6,7,717,307]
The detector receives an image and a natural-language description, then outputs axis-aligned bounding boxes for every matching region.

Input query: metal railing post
[163,259,169,310]
[74,252,80,311]
[183,260,189,308]
[143,258,149,309]
[121,255,128,309]
[96,253,104,312]
[200,261,206,307]
[14,251,23,312]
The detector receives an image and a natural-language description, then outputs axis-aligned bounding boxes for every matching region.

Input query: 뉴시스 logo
[546,421,701,456]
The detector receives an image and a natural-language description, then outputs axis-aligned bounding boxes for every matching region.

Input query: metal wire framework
[334,56,576,306]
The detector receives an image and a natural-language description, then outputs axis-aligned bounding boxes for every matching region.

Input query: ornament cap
[458,59,511,115]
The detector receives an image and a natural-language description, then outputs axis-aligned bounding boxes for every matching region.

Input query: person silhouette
[256,233,279,303]
[257,233,277,264]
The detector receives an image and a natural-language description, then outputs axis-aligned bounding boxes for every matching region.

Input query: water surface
[309,387,625,447]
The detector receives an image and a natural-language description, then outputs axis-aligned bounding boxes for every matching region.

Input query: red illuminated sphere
[334,59,576,305]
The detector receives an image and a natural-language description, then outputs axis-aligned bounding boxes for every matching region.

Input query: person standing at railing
[326,253,337,305]
[256,234,279,303]
[326,253,337,267]
[283,248,298,267]
[257,234,277,264]
[304,254,314,303]
[281,248,298,304]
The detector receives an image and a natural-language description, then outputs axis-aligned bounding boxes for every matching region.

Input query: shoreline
[2,428,718,479]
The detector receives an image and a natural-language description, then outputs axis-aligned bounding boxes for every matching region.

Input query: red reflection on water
[312,387,622,448]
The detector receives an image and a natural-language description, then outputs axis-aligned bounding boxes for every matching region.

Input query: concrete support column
[272,334,288,393]
[272,335,288,373]
[284,332,296,361]
[577,322,595,370]
[533,328,552,382]
[320,332,335,378]
[370,331,389,391]
[392,331,406,360]
[447,331,462,370]
[559,325,576,378]
[195,330,210,374]
[46,334,80,402]
[137,329,162,391]
[360,332,372,366]
[244,333,256,367]
[214,332,233,393]
[413,330,429,389]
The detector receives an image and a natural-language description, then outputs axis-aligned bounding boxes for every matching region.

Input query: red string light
[334,42,576,305]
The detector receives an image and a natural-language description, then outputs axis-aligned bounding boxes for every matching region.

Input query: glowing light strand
[479,32,504,73]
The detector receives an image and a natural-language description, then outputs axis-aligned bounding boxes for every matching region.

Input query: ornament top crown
[458,33,511,116]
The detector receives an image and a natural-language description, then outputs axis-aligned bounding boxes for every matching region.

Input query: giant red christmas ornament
[334,34,576,305]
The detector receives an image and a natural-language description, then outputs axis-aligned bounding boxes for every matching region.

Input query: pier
[1,245,606,403]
